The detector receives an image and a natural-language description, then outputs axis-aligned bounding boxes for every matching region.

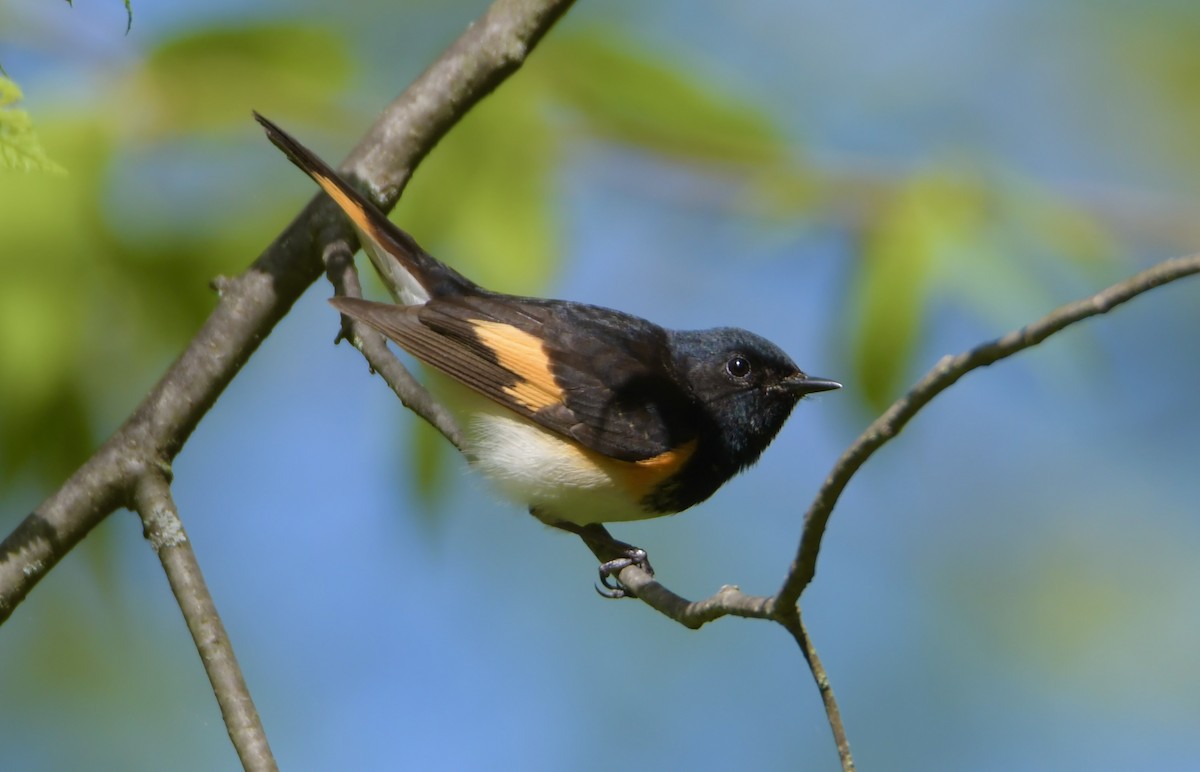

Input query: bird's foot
[595,547,655,599]
[542,517,655,600]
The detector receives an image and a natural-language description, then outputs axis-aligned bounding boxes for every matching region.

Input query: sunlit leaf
[391,79,556,296]
[541,30,787,166]
[131,24,353,135]
[0,117,112,483]
[0,77,65,174]
[848,171,987,408]
[533,30,814,223]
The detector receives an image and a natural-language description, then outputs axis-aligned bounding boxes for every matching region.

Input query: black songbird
[255,112,840,593]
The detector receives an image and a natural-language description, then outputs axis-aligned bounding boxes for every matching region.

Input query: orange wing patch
[469,320,565,412]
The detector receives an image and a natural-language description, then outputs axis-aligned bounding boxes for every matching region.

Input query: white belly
[465,409,652,525]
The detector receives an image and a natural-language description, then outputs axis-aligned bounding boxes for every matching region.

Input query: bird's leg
[544,518,654,599]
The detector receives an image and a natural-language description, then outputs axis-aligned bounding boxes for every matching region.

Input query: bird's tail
[254,111,475,305]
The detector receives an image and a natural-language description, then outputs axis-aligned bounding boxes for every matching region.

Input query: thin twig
[323,239,464,449]
[779,610,855,772]
[572,526,776,628]
[133,473,277,772]
[777,253,1200,608]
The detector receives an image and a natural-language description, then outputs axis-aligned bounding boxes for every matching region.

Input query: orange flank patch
[604,438,697,500]
[469,320,565,411]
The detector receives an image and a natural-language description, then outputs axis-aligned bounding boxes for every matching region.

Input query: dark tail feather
[253,111,474,301]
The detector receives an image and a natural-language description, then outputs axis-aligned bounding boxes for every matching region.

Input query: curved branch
[577,255,1200,624]
[583,253,1200,772]
[777,252,1200,608]
[0,0,574,625]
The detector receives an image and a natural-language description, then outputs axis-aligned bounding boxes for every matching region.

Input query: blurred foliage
[933,517,1200,706]
[1088,8,1200,179]
[0,76,63,173]
[850,171,969,409]
[847,167,1118,410]
[392,28,802,296]
[539,30,788,166]
[0,22,352,489]
[130,25,353,135]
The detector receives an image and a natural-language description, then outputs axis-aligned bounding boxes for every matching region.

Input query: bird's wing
[330,295,699,463]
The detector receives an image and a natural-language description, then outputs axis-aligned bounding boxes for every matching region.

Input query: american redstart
[255,112,840,595]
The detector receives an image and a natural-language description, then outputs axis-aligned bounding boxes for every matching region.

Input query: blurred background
[2,0,1199,769]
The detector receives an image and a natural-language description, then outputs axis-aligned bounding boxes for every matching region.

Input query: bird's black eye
[726,355,752,379]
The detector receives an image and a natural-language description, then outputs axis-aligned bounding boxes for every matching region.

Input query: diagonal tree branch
[0,0,575,625]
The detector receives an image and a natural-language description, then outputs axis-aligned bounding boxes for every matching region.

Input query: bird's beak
[782,373,842,395]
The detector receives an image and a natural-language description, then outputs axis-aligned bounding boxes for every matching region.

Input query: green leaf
[532,30,813,223]
[540,31,788,167]
[132,24,353,135]
[391,79,557,296]
[0,117,110,484]
[0,77,66,174]
[847,172,986,409]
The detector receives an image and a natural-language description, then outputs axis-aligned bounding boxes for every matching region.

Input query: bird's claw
[594,548,654,599]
